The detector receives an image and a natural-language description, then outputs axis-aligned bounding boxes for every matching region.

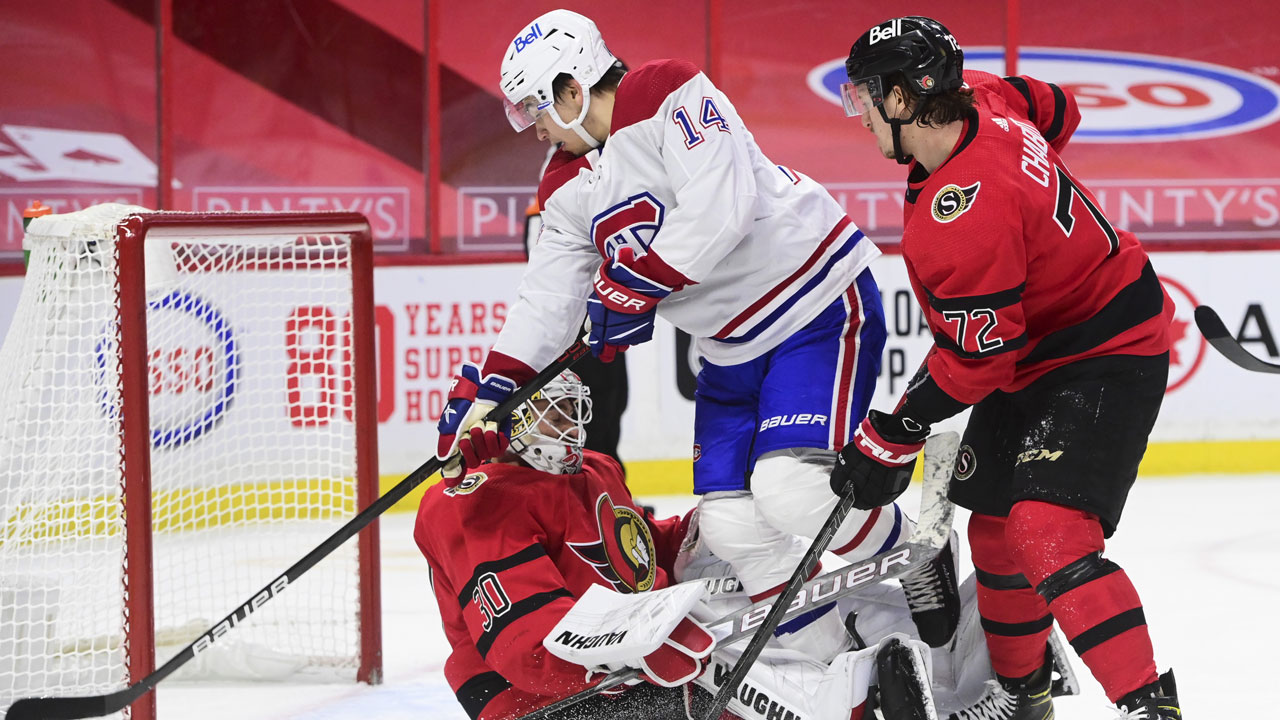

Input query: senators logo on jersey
[569,493,658,593]
[931,182,980,223]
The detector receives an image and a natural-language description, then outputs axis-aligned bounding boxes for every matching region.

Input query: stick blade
[6,690,130,720]
[912,431,959,550]
[1195,305,1280,374]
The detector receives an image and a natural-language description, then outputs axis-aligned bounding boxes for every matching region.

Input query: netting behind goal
[0,205,382,719]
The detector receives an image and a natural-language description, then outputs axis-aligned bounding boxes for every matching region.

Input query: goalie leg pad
[874,635,938,720]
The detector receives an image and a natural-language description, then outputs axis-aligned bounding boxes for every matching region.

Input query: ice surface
[155,473,1278,718]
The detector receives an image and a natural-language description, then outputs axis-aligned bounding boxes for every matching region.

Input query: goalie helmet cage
[0,206,382,720]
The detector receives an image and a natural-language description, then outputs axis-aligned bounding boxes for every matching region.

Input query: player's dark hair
[887,71,976,127]
[552,60,629,103]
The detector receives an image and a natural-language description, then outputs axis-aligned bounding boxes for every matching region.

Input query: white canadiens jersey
[494,59,878,370]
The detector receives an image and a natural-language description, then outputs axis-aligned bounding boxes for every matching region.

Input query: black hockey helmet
[842,17,964,116]
[842,17,964,164]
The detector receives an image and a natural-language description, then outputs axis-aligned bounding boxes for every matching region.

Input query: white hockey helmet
[499,9,618,149]
[508,369,593,475]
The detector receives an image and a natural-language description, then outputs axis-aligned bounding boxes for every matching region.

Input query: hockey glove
[831,410,930,510]
[435,362,517,483]
[586,617,715,689]
[587,247,672,363]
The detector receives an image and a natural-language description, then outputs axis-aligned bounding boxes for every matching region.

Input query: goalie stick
[4,341,592,720]
[1195,304,1280,374]
[519,431,960,720]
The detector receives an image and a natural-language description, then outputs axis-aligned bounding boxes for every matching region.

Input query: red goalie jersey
[414,451,688,720]
[899,70,1173,418]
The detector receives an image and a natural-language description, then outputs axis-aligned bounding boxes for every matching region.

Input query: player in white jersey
[434,8,960,665]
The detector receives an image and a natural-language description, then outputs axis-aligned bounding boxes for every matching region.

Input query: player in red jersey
[830,16,1181,720]
[416,369,716,720]
[417,368,984,720]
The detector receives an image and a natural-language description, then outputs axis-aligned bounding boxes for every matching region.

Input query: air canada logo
[569,493,657,593]
[931,182,980,223]
[1158,274,1207,393]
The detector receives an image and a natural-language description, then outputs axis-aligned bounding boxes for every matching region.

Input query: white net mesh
[0,206,374,718]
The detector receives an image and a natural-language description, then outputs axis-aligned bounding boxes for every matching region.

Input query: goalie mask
[499,9,618,149]
[509,369,593,475]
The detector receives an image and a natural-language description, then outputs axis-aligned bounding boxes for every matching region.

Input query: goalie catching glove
[435,362,517,483]
[831,410,930,509]
[544,583,715,688]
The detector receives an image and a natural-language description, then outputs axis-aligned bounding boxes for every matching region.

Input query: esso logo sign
[808,47,1280,142]
[96,291,238,449]
[1158,275,1207,393]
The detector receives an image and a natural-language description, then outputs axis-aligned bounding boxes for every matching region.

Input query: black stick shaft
[5,341,591,720]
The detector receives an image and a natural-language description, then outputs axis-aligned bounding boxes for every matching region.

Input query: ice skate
[946,661,1053,720]
[1116,670,1181,719]
[900,532,961,647]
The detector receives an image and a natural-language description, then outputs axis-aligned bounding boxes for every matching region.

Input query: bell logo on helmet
[869,19,903,45]
[512,23,543,53]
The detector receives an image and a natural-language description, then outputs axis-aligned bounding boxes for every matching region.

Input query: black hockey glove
[831,410,930,510]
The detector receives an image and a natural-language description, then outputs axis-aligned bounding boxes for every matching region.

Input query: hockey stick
[4,341,592,720]
[519,431,959,720]
[1194,305,1280,374]
[700,431,958,720]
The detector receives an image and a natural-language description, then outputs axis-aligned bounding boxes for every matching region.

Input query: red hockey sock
[1006,500,1159,703]
[968,513,1052,680]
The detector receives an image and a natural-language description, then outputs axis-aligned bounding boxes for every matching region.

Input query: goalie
[414,371,1076,719]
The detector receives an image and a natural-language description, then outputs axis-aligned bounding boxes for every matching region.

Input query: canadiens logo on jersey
[569,493,658,593]
[931,182,981,223]
[590,191,666,260]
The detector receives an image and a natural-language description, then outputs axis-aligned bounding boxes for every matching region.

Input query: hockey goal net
[0,205,382,719]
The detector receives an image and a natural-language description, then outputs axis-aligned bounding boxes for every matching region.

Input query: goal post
[0,205,383,719]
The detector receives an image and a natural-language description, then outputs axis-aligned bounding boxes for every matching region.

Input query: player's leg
[944,392,1059,719]
[746,271,899,559]
[1001,354,1178,715]
[692,355,851,663]
[747,271,959,647]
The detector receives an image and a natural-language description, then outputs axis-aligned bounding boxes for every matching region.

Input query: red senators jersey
[414,451,687,720]
[898,70,1172,419]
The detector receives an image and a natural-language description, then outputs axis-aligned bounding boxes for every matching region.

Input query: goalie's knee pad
[752,448,911,561]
